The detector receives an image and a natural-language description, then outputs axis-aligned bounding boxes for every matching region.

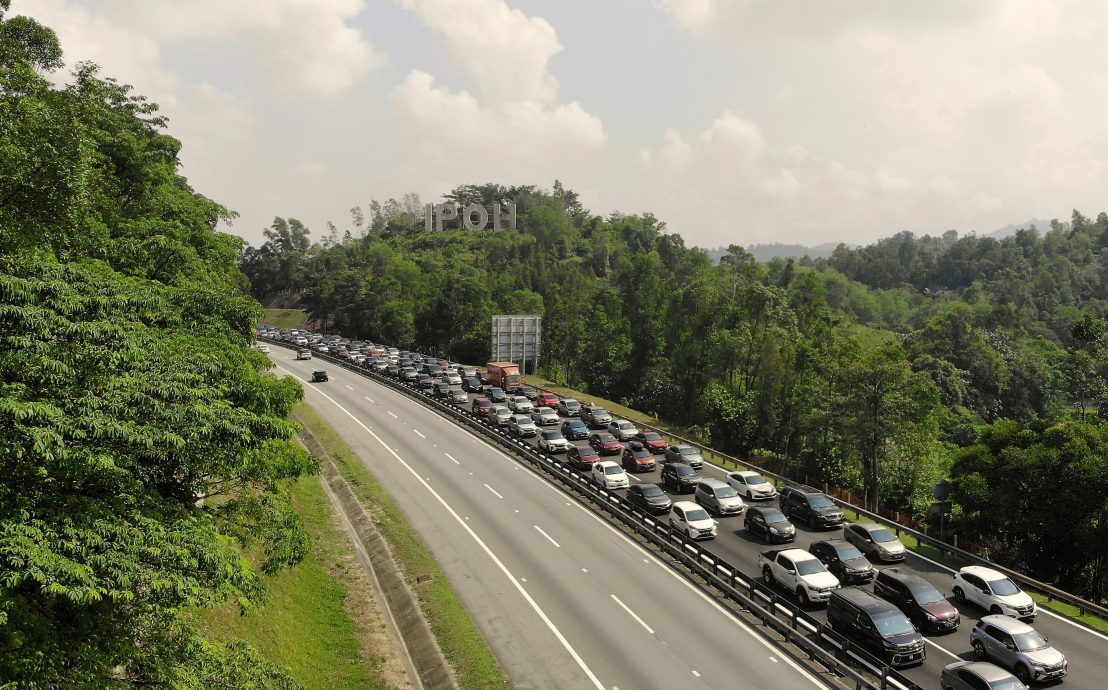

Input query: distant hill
[703,242,848,264]
[988,219,1053,239]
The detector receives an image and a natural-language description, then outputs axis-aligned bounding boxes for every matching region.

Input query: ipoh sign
[424,202,517,232]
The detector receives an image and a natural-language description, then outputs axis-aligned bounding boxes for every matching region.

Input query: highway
[272,351,831,690]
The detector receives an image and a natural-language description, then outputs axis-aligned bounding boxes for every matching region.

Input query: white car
[607,419,640,441]
[257,344,270,353]
[670,500,718,540]
[530,406,560,426]
[726,470,778,500]
[508,395,534,414]
[538,430,569,454]
[591,460,629,489]
[446,371,463,385]
[953,566,1037,621]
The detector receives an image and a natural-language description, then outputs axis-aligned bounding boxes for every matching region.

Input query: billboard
[491,315,541,374]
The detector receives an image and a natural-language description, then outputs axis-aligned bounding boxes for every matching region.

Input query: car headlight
[770,527,783,534]
[924,612,937,622]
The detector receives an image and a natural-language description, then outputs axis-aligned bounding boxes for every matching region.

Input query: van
[827,587,926,668]
[694,478,745,516]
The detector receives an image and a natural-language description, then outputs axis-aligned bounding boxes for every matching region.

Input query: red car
[589,432,622,456]
[634,430,667,454]
[536,391,560,408]
[622,443,656,472]
[567,445,600,472]
[471,397,493,415]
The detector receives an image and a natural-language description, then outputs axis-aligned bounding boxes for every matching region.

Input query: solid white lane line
[610,594,654,635]
[276,366,606,690]
[387,410,398,419]
[414,429,426,439]
[484,484,504,499]
[445,452,460,465]
[534,525,561,548]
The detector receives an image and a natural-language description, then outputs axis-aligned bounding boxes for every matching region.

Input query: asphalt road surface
[273,353,831,690]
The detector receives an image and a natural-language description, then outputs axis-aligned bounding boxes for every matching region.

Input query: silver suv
[694,478,745,516]
[969,615,1067,685]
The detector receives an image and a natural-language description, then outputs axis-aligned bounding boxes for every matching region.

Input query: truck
[486,361,522,391]
[758,548,841,606]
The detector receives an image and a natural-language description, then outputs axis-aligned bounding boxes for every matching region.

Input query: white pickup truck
[759,548,841,605]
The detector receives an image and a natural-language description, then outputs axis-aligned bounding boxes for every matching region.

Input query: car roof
[814,539,856,553]
[750,505,784,516]
[960,565,1006,581]
[596,460,620,469]
[698,477,728,488]
[878,568,938,592]
[832,586,900,614]
[979,614,1033,634]
[672,500,700,511]
[732,470,765,479]
[775,548,817,561]
[952,661,1022,682]
[853,522,886,533]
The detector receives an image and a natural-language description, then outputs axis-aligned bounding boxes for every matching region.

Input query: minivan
[694,478,745,516]
[827,587,926,668]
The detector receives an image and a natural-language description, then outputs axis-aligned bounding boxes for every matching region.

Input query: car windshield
[678,447,696,455]
[871,528,897,543]
[746,473,767,484]
[765,512,788,524]
[685,508,710,521]
[989,578,1021,596]
[633,450,650,458]
[795,560,826,576]
[873,611,914,637]
[617,421,634,429]
[579,448,598,457]
[716,486,739,498]
[603,465,622,475]
[494,407,509,415]
[643,432,662,440]
[598,434,615,442]
[641,485,664,497]
[569,421,585,428]
[808,495,835,508]
[542,432,563,440]
[593,407,607,414]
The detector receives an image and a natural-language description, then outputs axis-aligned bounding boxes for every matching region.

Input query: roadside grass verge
[196,472,391,689]
[292,403,510,690]
[263,308,310,329]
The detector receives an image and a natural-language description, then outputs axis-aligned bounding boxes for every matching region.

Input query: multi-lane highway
[272,352,831,690]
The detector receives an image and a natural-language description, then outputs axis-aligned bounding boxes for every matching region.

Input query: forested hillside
[1,2,315,686]
[243,184,1108,601]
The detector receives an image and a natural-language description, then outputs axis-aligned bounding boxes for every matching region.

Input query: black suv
[660,462,700,493]
[779,485,844,529]
[827,587,926,668]
[744,505,795,543]
[809,539,875,585]
[874,568,960,633]
[625,483,672,515]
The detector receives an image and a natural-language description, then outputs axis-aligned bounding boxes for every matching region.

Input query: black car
[744,506,796,543]
[827,588,926,668]
[487,387,507,403]
[449,389,469,405]
[517,385,539,401]
[567,445,600,472]
[464,377,483,393]
[433,382,452,398]
[809,539,876,584]
[779,485,845,529]
[561,419,589,441]
[661,462,700,493]
[625,483,672,515]
[311,370,329,382]
[417,374,435,389]
[385,364,400,377]
[874,568,960,633]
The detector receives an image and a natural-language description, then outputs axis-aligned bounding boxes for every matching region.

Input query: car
[487,405,512,427]
[449,388,469,405]
[386,364,400,378]
[431,381,450,396]
[827,587,925,667]
[744,505,795,543]
[940,661,1028,690]
[588,432,622,456]
[633,430,667,454]
[557,398,582,417]
[621,443,657,472]
[400,367,418,382]
[694,478,744,516]
[507,395,534,414]
[580,404,612,428]
[970,615,1066,685]
[625,483,672,514]
[844,522,907,562]
[464,377,484,393]
[591,460,630,490]
[458,365,478,379]
[538,430,569,454]
[663,444,704,469]
[567,445,600,472]
[257,344,270,353]
[445,371,463,385]
[530,406,560,426]
[536,391,560,408]
[760,548,841,605]
[809,539,876,585]
[606,419,639,441]
[874,567,960,633]
[726,470,778,500]
[778,485,845,529]
[660,462,700,493]
[311,370,329,382]
[296,348,312,360]
[471,397,493,414]
[487,387,507,403]
[517,385,539,401]
[952,566,1036,621]
[510,414,538,438]
[561,419,589,441]
[670,501,718,540]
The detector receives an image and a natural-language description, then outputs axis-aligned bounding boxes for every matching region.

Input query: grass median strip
[293,403,511,690]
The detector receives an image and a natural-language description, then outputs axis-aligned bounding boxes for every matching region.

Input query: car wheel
[990,605,1002,616]
[747,490,755,500]
[972,640,987,660]
[797,588,810,606]
[763,567,773,585]
[953,587,965,603]
[1014,666,1031,685]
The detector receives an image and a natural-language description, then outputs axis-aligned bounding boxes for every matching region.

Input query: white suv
[670,501,718,540]
[953,566,1036,621]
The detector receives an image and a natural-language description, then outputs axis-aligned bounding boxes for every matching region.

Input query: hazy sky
[19,1,1108,248]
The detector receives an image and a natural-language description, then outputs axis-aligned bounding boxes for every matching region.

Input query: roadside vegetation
[264,308,311,329]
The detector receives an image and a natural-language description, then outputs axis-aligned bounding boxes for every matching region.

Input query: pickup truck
[758,548,840,606]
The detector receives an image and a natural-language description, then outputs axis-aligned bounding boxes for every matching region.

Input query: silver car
[510,414,538,438]
[607,419,640,441]
[940,661,1026,690]
[487,405,512,427]
[508,395,534,414]
[530,406,560,426]
[969,616,1066,685]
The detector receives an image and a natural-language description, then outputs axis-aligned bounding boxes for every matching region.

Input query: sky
[17,0,1108,249]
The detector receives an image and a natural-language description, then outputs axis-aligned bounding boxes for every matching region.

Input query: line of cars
[261,326,1067,687]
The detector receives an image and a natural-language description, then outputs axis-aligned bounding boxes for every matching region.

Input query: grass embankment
[198,471,394,689]
[263,308,310,329]
[293,404,510,690]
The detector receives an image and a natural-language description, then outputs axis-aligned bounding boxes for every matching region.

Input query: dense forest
[1,2,313,686]
[243,185,1108,602]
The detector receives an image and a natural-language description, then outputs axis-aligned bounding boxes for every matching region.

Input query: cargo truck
[486,361,522,391]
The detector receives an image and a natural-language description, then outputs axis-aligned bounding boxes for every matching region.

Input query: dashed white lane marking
[364,396,375,403]
[484,484,504,499]
[345,384,354,390]
[691,670,700,678]
[445,452,459,465]
[414,429,426,439]
[769,657,778,663]
[387,411,398,419]
[610,594,654,635]
[582,568,588,573]
[274,365,606,690]
[534,525,561,548]
[924,638,960,659]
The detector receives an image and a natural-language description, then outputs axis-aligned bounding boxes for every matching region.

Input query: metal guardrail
[262,337,924,690]
[522,383,1108,624]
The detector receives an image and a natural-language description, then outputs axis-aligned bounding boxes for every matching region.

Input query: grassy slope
[263,308,310,329]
